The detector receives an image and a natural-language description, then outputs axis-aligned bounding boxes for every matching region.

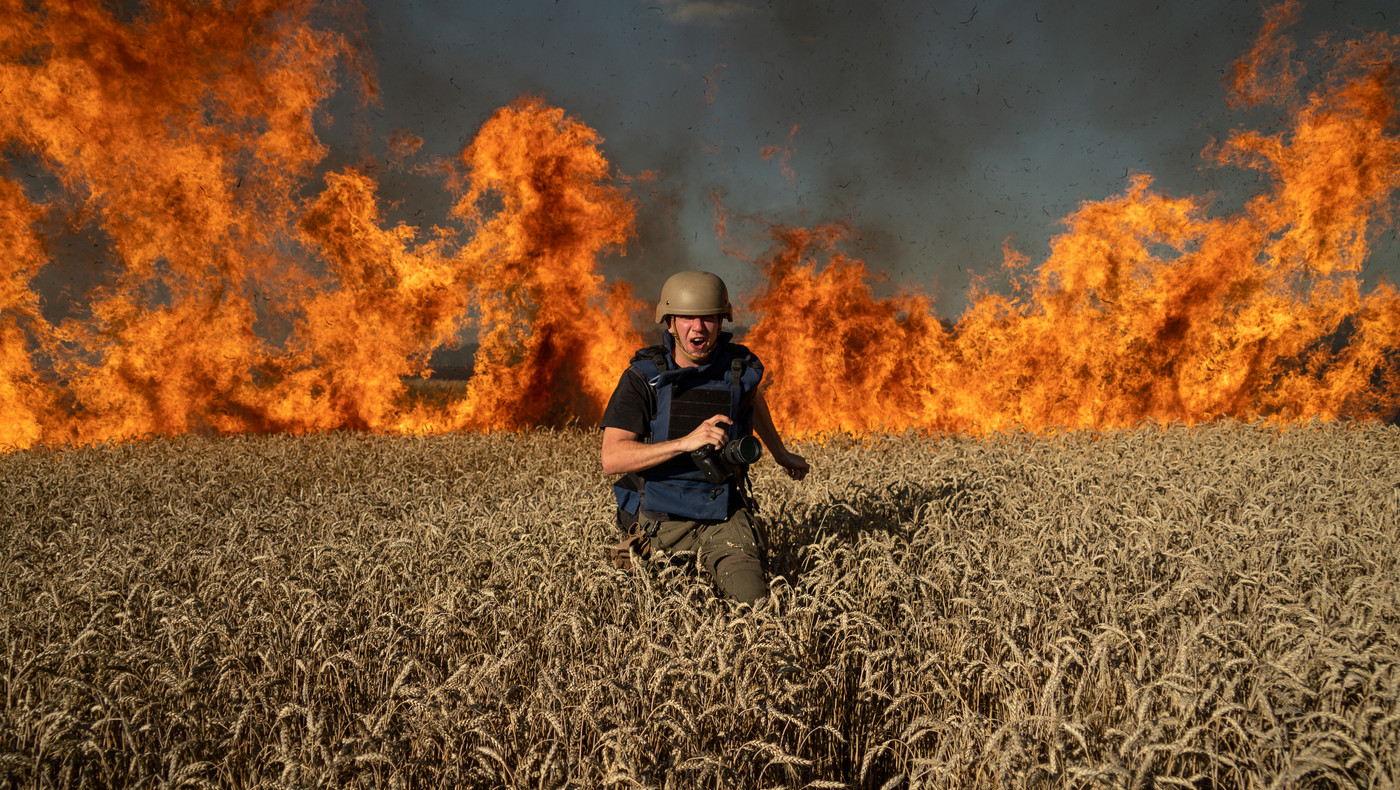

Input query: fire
[0,1,1397,450]
[0,2,639,449]
[0,178,51,449]
[745,3,1400,434]
[438,99,642,432]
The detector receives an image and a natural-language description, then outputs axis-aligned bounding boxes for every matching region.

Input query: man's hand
[681,414,731,454]
[774,449,810,481]
[600,414,731,476]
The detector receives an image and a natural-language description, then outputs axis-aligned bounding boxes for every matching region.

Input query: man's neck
[673,346,712,368]
[665,331,726,369]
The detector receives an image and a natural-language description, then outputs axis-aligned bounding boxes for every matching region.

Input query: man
[600,270,809,604]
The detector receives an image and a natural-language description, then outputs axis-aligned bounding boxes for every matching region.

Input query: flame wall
[745,2,1400,433]
[0,2,642,449]
[1,0,1397,450]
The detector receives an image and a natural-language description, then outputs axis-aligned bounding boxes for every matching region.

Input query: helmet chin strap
[671,325,716,364]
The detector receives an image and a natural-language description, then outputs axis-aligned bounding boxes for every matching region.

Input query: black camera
[690,436,763,484]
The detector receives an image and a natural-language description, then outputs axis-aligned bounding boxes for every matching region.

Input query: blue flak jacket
[613,332,763,522]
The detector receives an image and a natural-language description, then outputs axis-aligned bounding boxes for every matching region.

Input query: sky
[341,0,1398,320]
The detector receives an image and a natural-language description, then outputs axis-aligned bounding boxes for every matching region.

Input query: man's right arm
[601,416,731,476]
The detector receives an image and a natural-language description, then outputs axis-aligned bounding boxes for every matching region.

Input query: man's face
[670,314,722,364]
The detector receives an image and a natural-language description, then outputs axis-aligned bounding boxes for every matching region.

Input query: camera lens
[721,436,762,466]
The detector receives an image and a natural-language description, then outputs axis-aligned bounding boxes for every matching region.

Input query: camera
[690,436,763,484]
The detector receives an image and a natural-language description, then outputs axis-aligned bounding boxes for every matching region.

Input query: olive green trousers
[648,508,768,604]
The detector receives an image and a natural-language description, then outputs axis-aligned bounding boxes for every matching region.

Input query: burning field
[1,1,1399,445]
[1,1,1399,787]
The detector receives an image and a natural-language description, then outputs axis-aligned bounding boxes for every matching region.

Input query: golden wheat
[1,422,1396,788]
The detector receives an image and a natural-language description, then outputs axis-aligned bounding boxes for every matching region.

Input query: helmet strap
[670,321,716,364]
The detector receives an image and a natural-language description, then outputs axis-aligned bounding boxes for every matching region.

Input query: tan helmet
[654,270,733,324]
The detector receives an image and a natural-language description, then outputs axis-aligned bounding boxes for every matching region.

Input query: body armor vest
[613,333,763,523]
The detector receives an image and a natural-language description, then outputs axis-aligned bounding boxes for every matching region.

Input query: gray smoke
[352,0,1398,318]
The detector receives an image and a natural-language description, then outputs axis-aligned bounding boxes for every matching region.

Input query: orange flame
[440,98,641,432]
[745,7,1400,434]
[0,3,639,449]
[1,1,1397,449]
[0,178,53,449]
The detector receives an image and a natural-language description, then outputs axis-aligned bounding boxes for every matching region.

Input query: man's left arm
[751,389,810,481]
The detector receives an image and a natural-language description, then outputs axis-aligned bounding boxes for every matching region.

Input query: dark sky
[345,0,1399,319]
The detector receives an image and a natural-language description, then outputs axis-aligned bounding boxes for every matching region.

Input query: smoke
[346,1,1397,320]
[4,0,1398,447]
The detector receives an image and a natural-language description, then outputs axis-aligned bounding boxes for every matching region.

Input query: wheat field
[1,422,1397,789]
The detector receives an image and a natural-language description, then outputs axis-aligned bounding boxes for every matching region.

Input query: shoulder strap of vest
[725,344,763,390]
[629,345,670,386]
[725,342,760,367]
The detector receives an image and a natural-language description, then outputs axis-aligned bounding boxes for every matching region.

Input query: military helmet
[654,270,733,324]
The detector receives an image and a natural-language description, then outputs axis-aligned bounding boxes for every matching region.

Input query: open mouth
[684,334,714,358]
